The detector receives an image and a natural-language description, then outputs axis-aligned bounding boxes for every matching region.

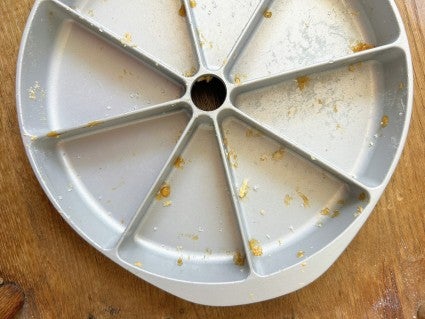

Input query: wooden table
[1,1,424,318]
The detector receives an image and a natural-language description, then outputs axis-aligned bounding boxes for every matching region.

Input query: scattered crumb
[301,262,307,267]
[239,179,249,199]
[233,251,246,266]
[320,207,330,216]
[296,76,310,91]
[259,154,268,161]
[296,250,305,258]
[163,201,172,207]
[174,156,185,169]
[249,239,263,256]
[178,4,186,17]
[85,121,103,128]
[317,98,324,105]
[272,148,284,161]
[263,9,272,18]
[348,62,363,72]
[337,199,346,205]
[134,262,142,268]
[297,190,310,207]
[189,0,196,8]
[399,82,405,90]
[227,149,238,168]
[184,67,197,77]
[354,205,364,217]
[351,41,374,53]
[358,192,367,201]
[245,129,261,138]
[259,209,266,216]
[381,115,389,128]
[284,194,293,206]
[28,81,45,101]
[177,257,183,266]
[192,235,199,240]
[120,32,136,47]
[46,131,60,138]
[331,210,340,218]
[234,75,241,85]
[333,105,339,113]
[156,183,171,200]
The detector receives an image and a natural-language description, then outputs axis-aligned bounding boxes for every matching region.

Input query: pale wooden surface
[1,1,424,318]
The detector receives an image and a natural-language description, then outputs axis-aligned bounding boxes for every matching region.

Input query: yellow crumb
[272,148,284,161]
[174,156,185,169]
[331,210,340,218]
[177,257,183,266]
[239,179,249,199]
[233,251,246,266]
[358,192,367,201]
[296,76,310,90]
[263,10,272,18]
[381,115,389,128]
[163,201,172,207]
[249,239,263,256]
[46,131,61,138]
[234,75,241,85]
[284,194,293,206]
[297,190,310,207]
[85,121,103,128]
[178,4,186,17]
[351,41,374,53]
[320,207,330,216]
[156,183,171,200]
[189,0,196,8]
[296,250,305,258]
[134,262,142,267]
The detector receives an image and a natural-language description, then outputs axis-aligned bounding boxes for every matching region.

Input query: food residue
[337,199,346,205]
[163,201,172,207]
[234,75,241,85]
[358,192,367,201]
[297,190,310,207]
[249,239,263,256]
[156,183,171,200]
[263,9,272,18]
[259,154,268,161]
[233,251,246,266]
[331,210,340,218]
[120,32,136,47]
[296,250,305,258]
[174,156,185,169]
[46,131,60,138]
[381,115,389,128]
[239,179,249,199]
[189,0,196,8]
[272,148,284,161]
[246,129,261,138]
[354,205,364,217]
[296,76,310,90]
[134,262,142,267]
[227,149,238,168]
[28,81,43,100]
[177,257,183,266]
[85,121,103,128]
[284,194,293,206]
[178,4,186,17]
[320,207,330,216]
[184,67,197,77]
[351,41,374,53]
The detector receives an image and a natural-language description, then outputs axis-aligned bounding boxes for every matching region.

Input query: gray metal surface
[17,0,412,305]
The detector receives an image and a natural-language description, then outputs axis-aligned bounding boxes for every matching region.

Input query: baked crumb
[263,10,272,18]
[156,183,171,200]
[296,250,305,258]
[320,207,330,216]
[272,148,284,161]
[249,239,263,256]
[259,154,268,161]
[358,192,367,201]
[284,194,293,206]
[174,156,185,169]
[381,115,389,128]
[234,75,241,85]
[296,76,310,91]
[85,121,103,128]
[46,131,61,138]
[177,257,183,266]
[120,32,136,47]
[189,0,196,8]
[184,67,197,77]
[163,201,172,207]
[227,149,238,168]
[354,205,364,217]
[239,179,249,199]
[331,210,340,218]
[134,262,142,267]
[297,190,310,207]
[351,41,374,53]
[178,4,186,17]
[246,128,261,138]
[337,199,346,205]
[399,82,405,90]
[233,251,246,266]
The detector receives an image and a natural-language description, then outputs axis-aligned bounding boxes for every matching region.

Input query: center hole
[191,75,227,111]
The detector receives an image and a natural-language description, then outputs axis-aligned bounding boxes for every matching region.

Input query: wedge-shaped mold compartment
[221,118,369,276]
[229,0,400,81]
[118,123,249,282]
[232,48,409,187]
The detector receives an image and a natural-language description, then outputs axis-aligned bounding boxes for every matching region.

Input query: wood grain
[1,1,424,318]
